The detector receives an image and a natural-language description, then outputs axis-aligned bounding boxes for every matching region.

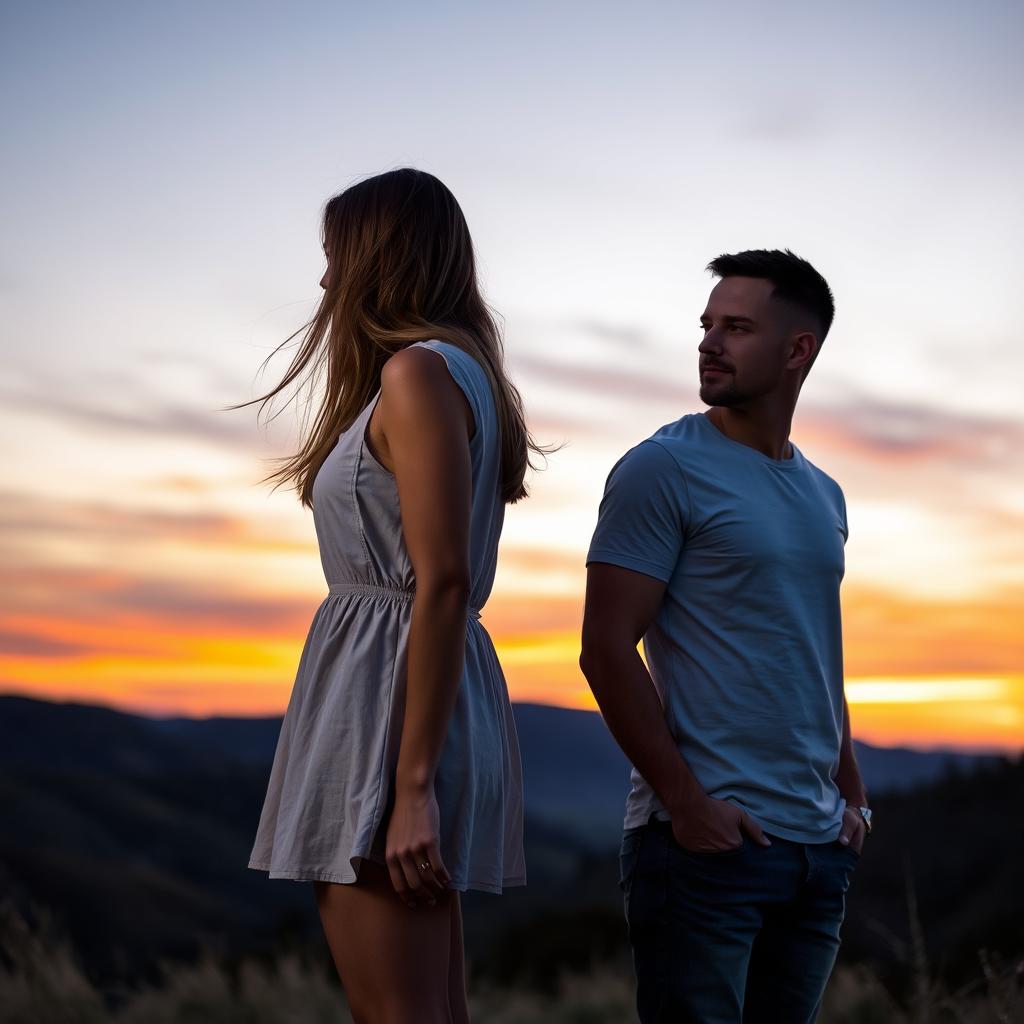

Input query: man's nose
[698,328,722,354]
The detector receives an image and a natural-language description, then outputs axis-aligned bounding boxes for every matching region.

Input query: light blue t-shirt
[586,412,849,843]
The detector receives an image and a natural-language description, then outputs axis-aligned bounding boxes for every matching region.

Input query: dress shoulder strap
[408,340,495,444]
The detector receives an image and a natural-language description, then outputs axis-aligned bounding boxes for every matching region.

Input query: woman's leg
[447,887,470,1024]
[313,859,466,1024]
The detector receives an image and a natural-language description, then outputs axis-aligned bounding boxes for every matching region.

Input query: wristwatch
[856,806,872,835]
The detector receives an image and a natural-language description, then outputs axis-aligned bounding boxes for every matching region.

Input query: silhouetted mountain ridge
[2,693,1002,844]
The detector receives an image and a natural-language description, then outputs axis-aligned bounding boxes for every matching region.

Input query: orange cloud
[1,369,1021,752]
[842,584,1024,676]
[844,676,1024,753]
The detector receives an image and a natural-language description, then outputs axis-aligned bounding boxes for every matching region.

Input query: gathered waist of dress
[327,581,482,620]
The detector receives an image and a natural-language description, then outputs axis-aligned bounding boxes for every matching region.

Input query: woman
[243,169,538,1023]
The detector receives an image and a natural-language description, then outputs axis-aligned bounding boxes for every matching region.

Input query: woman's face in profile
[320,246,331,290]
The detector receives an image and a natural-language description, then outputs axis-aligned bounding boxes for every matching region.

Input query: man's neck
[704,403,795,461]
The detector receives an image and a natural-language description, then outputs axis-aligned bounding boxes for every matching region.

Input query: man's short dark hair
[706,249,835,341]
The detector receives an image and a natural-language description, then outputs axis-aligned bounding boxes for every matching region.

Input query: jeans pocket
[835,839,861,862]
[624,825,671,929]
[619,827,644,891]
[829,841,861,894]
[675,832,748,859]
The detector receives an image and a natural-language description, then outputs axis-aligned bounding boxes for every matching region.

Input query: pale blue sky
[4,1,1022,400]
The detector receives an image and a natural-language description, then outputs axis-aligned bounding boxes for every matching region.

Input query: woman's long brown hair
[232,169,543,509]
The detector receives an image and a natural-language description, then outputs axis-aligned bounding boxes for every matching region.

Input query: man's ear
[788,330,819,375]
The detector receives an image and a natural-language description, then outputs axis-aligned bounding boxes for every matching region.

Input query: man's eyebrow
[701,313,758,326]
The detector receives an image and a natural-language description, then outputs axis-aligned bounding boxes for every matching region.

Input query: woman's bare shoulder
[380,343,451,391]
[379,343,472,433]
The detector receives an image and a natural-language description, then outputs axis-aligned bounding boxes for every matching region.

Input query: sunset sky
[2,2,1022,753]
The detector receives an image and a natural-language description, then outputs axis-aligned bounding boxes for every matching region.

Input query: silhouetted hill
[0,693,1019,993]
[139,697,1002,846]
[840,752,1024,996]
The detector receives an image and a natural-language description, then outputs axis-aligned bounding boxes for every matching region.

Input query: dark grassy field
[2,901,1021,1023]
[0,694,1020,1020]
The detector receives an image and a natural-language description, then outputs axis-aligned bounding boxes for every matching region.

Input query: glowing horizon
[2,593,1023,753]
[2,670,1020,758]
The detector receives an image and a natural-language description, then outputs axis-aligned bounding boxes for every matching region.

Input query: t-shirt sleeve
[828,477,849,543]
[586,440,688,583]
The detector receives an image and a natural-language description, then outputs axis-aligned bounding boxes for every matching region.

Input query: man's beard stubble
[699,378,742,407]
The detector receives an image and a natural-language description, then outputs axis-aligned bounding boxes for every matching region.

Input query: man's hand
[671,794,773,853]
[837,805,866,854]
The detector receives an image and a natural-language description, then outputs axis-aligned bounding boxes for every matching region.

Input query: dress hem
[247,860,527,895]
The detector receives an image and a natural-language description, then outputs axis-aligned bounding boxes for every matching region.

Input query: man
[580,249,870,1023]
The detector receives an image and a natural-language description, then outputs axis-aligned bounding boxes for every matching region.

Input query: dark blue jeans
[619,817,860,1023]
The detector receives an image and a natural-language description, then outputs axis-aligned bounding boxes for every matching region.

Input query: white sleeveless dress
[248,340,526,893]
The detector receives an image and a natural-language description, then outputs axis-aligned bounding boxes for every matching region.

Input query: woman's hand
[385,784,452,908]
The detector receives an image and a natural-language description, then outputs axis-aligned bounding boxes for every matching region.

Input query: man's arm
[834,695,870,849]
[579,562,770,852]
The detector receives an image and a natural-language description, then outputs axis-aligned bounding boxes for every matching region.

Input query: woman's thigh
[314,860,467,1024]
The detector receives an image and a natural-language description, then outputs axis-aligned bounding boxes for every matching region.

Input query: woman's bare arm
[375,345,474,906]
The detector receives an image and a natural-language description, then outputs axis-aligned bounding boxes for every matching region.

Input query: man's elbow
[578,645,596,682]
[579,626,614,685]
